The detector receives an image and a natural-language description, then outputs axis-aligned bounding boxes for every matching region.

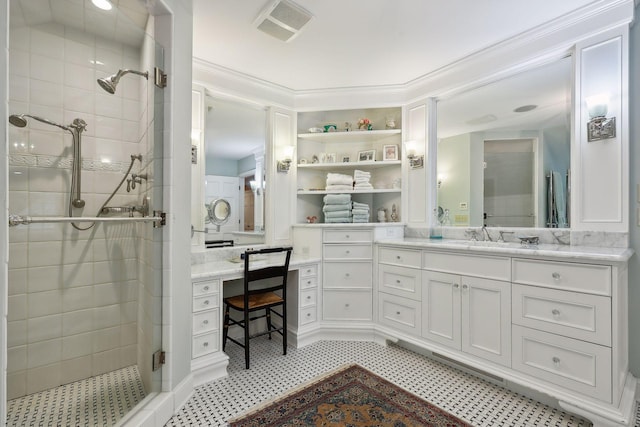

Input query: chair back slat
[243,247,293,298]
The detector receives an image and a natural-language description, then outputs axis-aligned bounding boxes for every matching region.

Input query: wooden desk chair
[222,246,293,369]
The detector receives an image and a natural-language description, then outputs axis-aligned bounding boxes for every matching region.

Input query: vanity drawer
[299,264,318,278]
[323,289,372,321]
[193,279,220,297]
[512,325,611,402]
[378,292,421,335]
[324,243,372,260]
[378,264,421,301]
[423,251,510,281]
[323,261,372,288]
[512,259,611,295]
[193,294,219,313]
[512,284,611,346]
[300,288,317,308]
[192,308,219,335]
[324,229,372,243]
[192,331,219,358]
[299,306,317,325]
[300,275,318,290]
[379,247,422,268]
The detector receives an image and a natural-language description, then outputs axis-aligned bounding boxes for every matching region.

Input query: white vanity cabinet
[288,263,320,328]
[191,278,222,360]
[322,228,373,321]
[421,253,512,367]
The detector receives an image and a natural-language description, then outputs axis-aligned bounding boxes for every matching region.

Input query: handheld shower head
[97,69,149,94]
[9,114,71,131]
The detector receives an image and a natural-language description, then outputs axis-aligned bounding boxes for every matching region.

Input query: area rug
[227,363,473,426]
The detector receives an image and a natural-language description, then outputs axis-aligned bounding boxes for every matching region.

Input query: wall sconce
[405,140,424,169]
[437,174,445,188]
[586,94,616,142]
[249,180,261,196]
[277,145,295,173]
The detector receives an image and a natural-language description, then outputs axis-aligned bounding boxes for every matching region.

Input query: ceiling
[193,0,600,92]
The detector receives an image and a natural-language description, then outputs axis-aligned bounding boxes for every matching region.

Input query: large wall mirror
[436,56,572,229]
[201,94,267,246]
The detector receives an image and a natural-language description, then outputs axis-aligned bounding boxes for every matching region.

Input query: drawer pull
[306,296,312,300]
[396,279,401,284]
[306,313,311,317]
[203,300,209,306]
[462,284,468,290]
[551,309,561,318]
[204,286,209,291]
[306,269,312,273]
[396,255,401,260]
[345,234,350,239]
[346,250,350,254]
[453,283,459,289]
[307,280,312,284]
[552,356,560,367]
[203,342,209,347]
[396,311,401,315]
[203,320,209,325]
[552,272,561,280]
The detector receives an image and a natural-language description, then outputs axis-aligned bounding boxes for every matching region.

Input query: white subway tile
[60,355,92,384]
[94,305,121,330]
[26,191,66,217]
[92,326,120,352]
[63,286,94,312]
[30,54,64,85]
[9,50,30,77]
[95,47,123,73]
[28,338,62,368]
[28,104,64,132]
[96,92,123,119]
[9,26,30,52]
[94,116,123,140]
[9,243,27,269]
[30,28,65,60]
[26,129,65,156]
[64,86,95,114]
[62,308,94,337]
[92,348,121,376]
[28,266,62,292]
[8,320,27,347]
[64,38,95,67]
[26,363,61,394]
[8,166,29,191]
[8,294,27,321]
[7,372,27,400]
[94,282,122,307]
[121,119,140,142]
[62,332,93,359]
[27,314,62,343]
[28,167,67,193]
[7,345,27,373]
[30,79,64,109]
[64,62,96,92]
[9,75,29,103]
[120,345,137,367]
[8,268,27,295]
[28,289,63,318]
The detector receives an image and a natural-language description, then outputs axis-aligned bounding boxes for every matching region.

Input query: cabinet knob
[203,320,209,325]
[345,273,350,278]
[396,311,401,315]
[306,269,312,273]
[552,356,560,367]
[551,309,560,318]
[346,250,350,254]
[306,313,311,317]
[345,234,350,239]
[453,283,459,289]
[462,284,468,290]
[396,255,401,260]
[203,342,209,347]
[396,279,401,284]
[307,280,312,285]
[203,300,209,305]
[552,272,561,280]
[204,286,209,291]
[345,303,350,308]
[306,296,311,300]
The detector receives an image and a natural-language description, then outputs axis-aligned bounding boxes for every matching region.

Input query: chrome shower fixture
[97,69,149,94]
[9,114,71,131]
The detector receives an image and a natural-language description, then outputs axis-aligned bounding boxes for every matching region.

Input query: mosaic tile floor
[166,338,639,427]
[6,365,145,427]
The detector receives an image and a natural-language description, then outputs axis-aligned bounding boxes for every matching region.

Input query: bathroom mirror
[201,94,267,246]
[436,56,572,228]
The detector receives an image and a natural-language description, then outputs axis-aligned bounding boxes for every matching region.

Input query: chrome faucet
[465,229,479,241]
[481,225,493,242]
[498,230,514,243]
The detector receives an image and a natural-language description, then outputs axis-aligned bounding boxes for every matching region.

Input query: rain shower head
[97,69,149,94]
[9,114,71,131]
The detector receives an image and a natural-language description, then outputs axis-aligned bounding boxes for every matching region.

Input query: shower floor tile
[6,365,145,427]
[165,338,639,427]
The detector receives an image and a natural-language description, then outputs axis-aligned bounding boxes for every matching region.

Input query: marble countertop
[293,222,404,228]
[191,254,321,281]
[376,237,634,263]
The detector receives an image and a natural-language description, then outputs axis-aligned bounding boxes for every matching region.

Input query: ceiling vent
[254,0,313,42]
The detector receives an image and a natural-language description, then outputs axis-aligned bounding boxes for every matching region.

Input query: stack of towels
[323,194,352,223]
[352,201,370,223]
[326,173,353,191]
[353,170,373,190]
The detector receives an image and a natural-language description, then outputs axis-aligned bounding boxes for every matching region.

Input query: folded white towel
[326,184,353,191]
[354,178,371,184]
[324,210,352,219]
[323,194,352,204]
[354,183,373,189]
[352,202,369,209]
[323,203,352,212]
[326,173,353,186]
[354,171,371,178]
[352,208,369,215]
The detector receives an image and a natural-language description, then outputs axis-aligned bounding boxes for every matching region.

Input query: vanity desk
[190,252,321,386]
[374,237,635,426]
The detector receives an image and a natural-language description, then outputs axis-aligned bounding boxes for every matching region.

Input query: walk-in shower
[97,68,149,94]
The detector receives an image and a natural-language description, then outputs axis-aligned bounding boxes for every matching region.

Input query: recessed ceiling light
[91,0,113,11]
[513,105,537,113]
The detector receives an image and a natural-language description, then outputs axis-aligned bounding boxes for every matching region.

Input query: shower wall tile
[8,166,28,190]
[8,268,27,295]
[63,26,96,48]
[30,29,65,60]
[123,97,141,120]
[7,320,27,347]
[27,191,66,216]
[26,130,65,156]
[60,355,92,383]
[64,86,95,113]
[9,74,29,102]
[27,314,62,343]
[95,47,123,72]
[27,363,61,394]
[96,92,123,119]
[62,309,94,336]
[9,26,30,51]
[9,50,29,77]
[8,242,27,269]
[63,286,95,312]
[94,282,121,306]
[30,54,64,84]
[64,38,95,66]
[93,348,121,376]
[94,115,123,140]
[28,167,68,192]
[28,289,63,318]
[7,372,27,400]
[29,104,64,131]
[28,338,62,368]
[94,305,121,330]
[30,78,64,108]
[28,266,63,292]
[7,345,27,373]
[93,327,121,353]
[62,332,93,359]
[7,294,27,321]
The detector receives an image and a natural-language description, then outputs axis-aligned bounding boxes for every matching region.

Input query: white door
[461,276,511,367]
[204,175,241,238]
[422,271,461,349]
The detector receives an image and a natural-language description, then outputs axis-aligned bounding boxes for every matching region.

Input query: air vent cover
[255,0,313,42]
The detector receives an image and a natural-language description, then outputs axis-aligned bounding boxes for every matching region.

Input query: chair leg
[222,304,230,351]
[282,303,287,356]
[244,309,250,369]
[266,308,273,340]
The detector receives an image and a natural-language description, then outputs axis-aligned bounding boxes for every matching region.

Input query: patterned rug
[228,363,473,426]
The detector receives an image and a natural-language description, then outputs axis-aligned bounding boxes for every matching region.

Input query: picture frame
[325,152,336,163]
[358,150,376,162]
[383,144,398,161]
[341,155,350,163]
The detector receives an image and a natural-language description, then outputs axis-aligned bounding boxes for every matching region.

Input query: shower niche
[6,0,167,425]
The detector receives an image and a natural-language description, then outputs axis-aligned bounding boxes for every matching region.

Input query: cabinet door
[461,276,511,367]
[422,271,461,349]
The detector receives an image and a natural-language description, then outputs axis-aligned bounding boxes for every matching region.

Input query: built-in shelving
[297,189,401,195]
[297,160,401,170]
